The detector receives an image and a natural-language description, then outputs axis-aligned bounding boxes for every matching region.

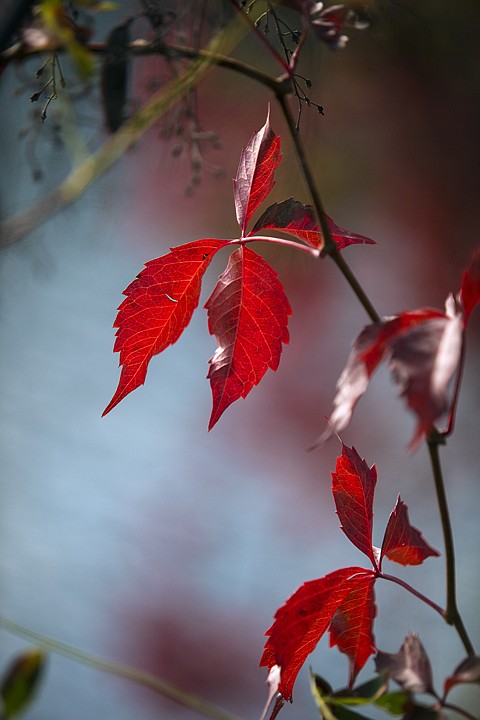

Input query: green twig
[0,616,242,720]
[427,435,475,656]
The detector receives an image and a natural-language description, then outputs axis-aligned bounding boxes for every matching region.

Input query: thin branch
[275,92,380,323]
[427,435,475,656]
[441,702,478,720]
[0,17,255,246]
[0,615,242,720]
[379,572,445,618]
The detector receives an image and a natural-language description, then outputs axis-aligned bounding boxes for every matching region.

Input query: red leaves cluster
[260,444,439,701]
[104,110,373,426]
[322,249,480,448]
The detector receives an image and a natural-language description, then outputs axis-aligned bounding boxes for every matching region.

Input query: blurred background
[0,1,479,718]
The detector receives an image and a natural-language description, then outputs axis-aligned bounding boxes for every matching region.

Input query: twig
[0,615,242,720]
[427,435,475,656]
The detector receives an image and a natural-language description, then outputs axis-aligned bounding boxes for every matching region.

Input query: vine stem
[0,616,242,720]
[274,93,380,323]
[379,572,445,618]
[427,436,475,656]
[239,234,320,256]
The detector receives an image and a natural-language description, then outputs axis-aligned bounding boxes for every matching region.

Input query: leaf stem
[226,0,291,74]
[441,702,479,720]
[427,435,475,656]
[379,572,445,618]
[0,615,242,720]
[275,93,380,323]
[240,234,320,257]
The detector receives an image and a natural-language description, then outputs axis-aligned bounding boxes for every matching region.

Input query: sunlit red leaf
[233,109,281,236]
[332,445,377,565]
[459,247,480,324]
[104,239,227,415]
[444,655,480,696]
[375,633,434,695]
[251,198,376,251]
[380,496,440,567]
[329,573,377,687]
[323,300,464,448]
[205,246,291,429]
[260,567,373,701]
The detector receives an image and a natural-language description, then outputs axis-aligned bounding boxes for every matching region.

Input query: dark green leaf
[1,649,46,717]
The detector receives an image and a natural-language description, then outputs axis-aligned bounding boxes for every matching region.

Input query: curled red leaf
[251,198,376,251]
[381,496,440,567]
[205,246,291,429]
[459,247,480,324]
[103,239,227,415]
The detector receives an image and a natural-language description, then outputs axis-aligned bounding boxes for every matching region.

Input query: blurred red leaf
[381,496,440,567]
[444,655,480,696]
[233,108,281,236]
[332,444,377,565]
[459,247,480,324]
[260,567,375,701]
[323,299,464,448]
[329,574,377,687]
[205,246,291,429]
[103,239,227,415]
[375,633,434,695]
[252,198,376,251]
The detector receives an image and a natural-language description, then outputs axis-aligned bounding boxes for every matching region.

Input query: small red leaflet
[205,246,291,430]
[332,444,377,566]
[103,239,227,416]
[104,110,374,425]
[261,443,439,701]
[381,496,440,566]
[252,198,376,251]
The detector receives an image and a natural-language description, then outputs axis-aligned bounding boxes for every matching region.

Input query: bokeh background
[1,1,479,719]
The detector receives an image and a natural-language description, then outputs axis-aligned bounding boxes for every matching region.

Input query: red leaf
[260,567,374,701]
[332,445,377,565]
[444,655,480,696]
[103,239,227,415]
[375,633,434,694]
[252,198,376,251]
[381,496,440,567]
[329,573,377,687]
[324,300,464,448]
[459,247,480,324]
[205,246,291,430]
[233,109,281,236]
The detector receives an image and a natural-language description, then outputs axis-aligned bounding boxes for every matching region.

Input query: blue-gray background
[1,2,479,719]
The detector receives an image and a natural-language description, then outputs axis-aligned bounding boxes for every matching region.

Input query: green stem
[0,616,242,720]
[275,93,380,323]
[427,435,475,656]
